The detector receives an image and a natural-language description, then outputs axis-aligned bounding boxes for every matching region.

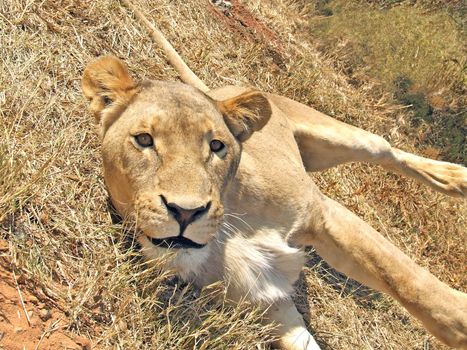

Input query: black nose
[160,195,211,232]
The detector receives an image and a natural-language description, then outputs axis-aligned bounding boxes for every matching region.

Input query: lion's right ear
[81,56,138,132]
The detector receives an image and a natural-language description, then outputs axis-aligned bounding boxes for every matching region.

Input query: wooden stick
[13,270,31,327]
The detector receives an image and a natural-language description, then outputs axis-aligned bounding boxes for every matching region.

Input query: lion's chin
[139,235,212,282]
[148,235,207,249]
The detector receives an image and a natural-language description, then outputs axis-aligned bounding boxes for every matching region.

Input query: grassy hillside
[0,0,465,349]
[309,0,466,163]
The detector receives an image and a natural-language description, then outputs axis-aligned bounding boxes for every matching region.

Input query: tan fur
[82,56,139,135]
[82,57,467,349]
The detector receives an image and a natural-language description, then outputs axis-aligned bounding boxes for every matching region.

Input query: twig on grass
[12,270,31,327]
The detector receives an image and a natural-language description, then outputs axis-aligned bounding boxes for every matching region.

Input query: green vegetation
[309,0,466,163]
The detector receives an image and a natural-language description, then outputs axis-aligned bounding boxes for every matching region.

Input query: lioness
[81,55,466,349]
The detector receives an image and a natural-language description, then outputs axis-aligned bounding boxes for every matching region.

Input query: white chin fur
[138,235,212,281]
[138,231,304,305]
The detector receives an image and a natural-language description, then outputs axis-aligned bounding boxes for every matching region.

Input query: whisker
[224,213,254,232]
[223,224,238,237]
[221,221,242,236]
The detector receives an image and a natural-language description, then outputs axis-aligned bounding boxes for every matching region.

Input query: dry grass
[310,1,465,97]
[0,0,465,349]
[307,0,467,163]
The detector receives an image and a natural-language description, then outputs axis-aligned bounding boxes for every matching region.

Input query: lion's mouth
[148,236,207,249]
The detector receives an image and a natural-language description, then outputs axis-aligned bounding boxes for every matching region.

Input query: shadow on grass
[395,75,466,164]
[292,249,389,349]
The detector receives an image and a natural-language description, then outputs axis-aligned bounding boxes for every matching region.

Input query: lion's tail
[121,0,210,93]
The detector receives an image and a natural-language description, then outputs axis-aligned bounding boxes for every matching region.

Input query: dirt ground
[0,0,465,349]
[0,241,90,350]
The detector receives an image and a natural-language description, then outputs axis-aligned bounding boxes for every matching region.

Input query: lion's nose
[160,195,211,232]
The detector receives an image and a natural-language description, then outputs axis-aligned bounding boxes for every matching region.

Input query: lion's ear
[218,91,272,142]
[81,56,137,129]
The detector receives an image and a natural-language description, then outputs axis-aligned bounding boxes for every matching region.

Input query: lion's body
[82,57,467,350]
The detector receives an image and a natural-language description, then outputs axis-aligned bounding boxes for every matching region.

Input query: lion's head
[81,56,271,257]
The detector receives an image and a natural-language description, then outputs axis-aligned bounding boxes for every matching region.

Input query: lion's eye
[210,139,225,153]
[102,95,113,106]
[135,133,154,148]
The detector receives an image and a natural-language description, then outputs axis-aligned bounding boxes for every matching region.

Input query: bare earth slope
[0,0,465,349]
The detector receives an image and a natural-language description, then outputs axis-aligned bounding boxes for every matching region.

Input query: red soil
[0,240,91,350]
[209,0,283,48]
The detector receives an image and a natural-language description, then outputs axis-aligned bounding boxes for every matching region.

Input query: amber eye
[210,139,225,153]
[135,133,154,148]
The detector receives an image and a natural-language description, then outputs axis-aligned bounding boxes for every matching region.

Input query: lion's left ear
[218,91,272,142]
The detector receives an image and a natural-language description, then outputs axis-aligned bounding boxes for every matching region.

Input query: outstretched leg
[266,299,321,350]
[270,93,467,197]
[289,191,467,348]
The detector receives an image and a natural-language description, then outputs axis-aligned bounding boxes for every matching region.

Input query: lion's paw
[394,149,467,198]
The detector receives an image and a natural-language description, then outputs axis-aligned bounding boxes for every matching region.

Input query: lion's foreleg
[201,233,319,350]
[266,299,321,350]
[291,194,467,348]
